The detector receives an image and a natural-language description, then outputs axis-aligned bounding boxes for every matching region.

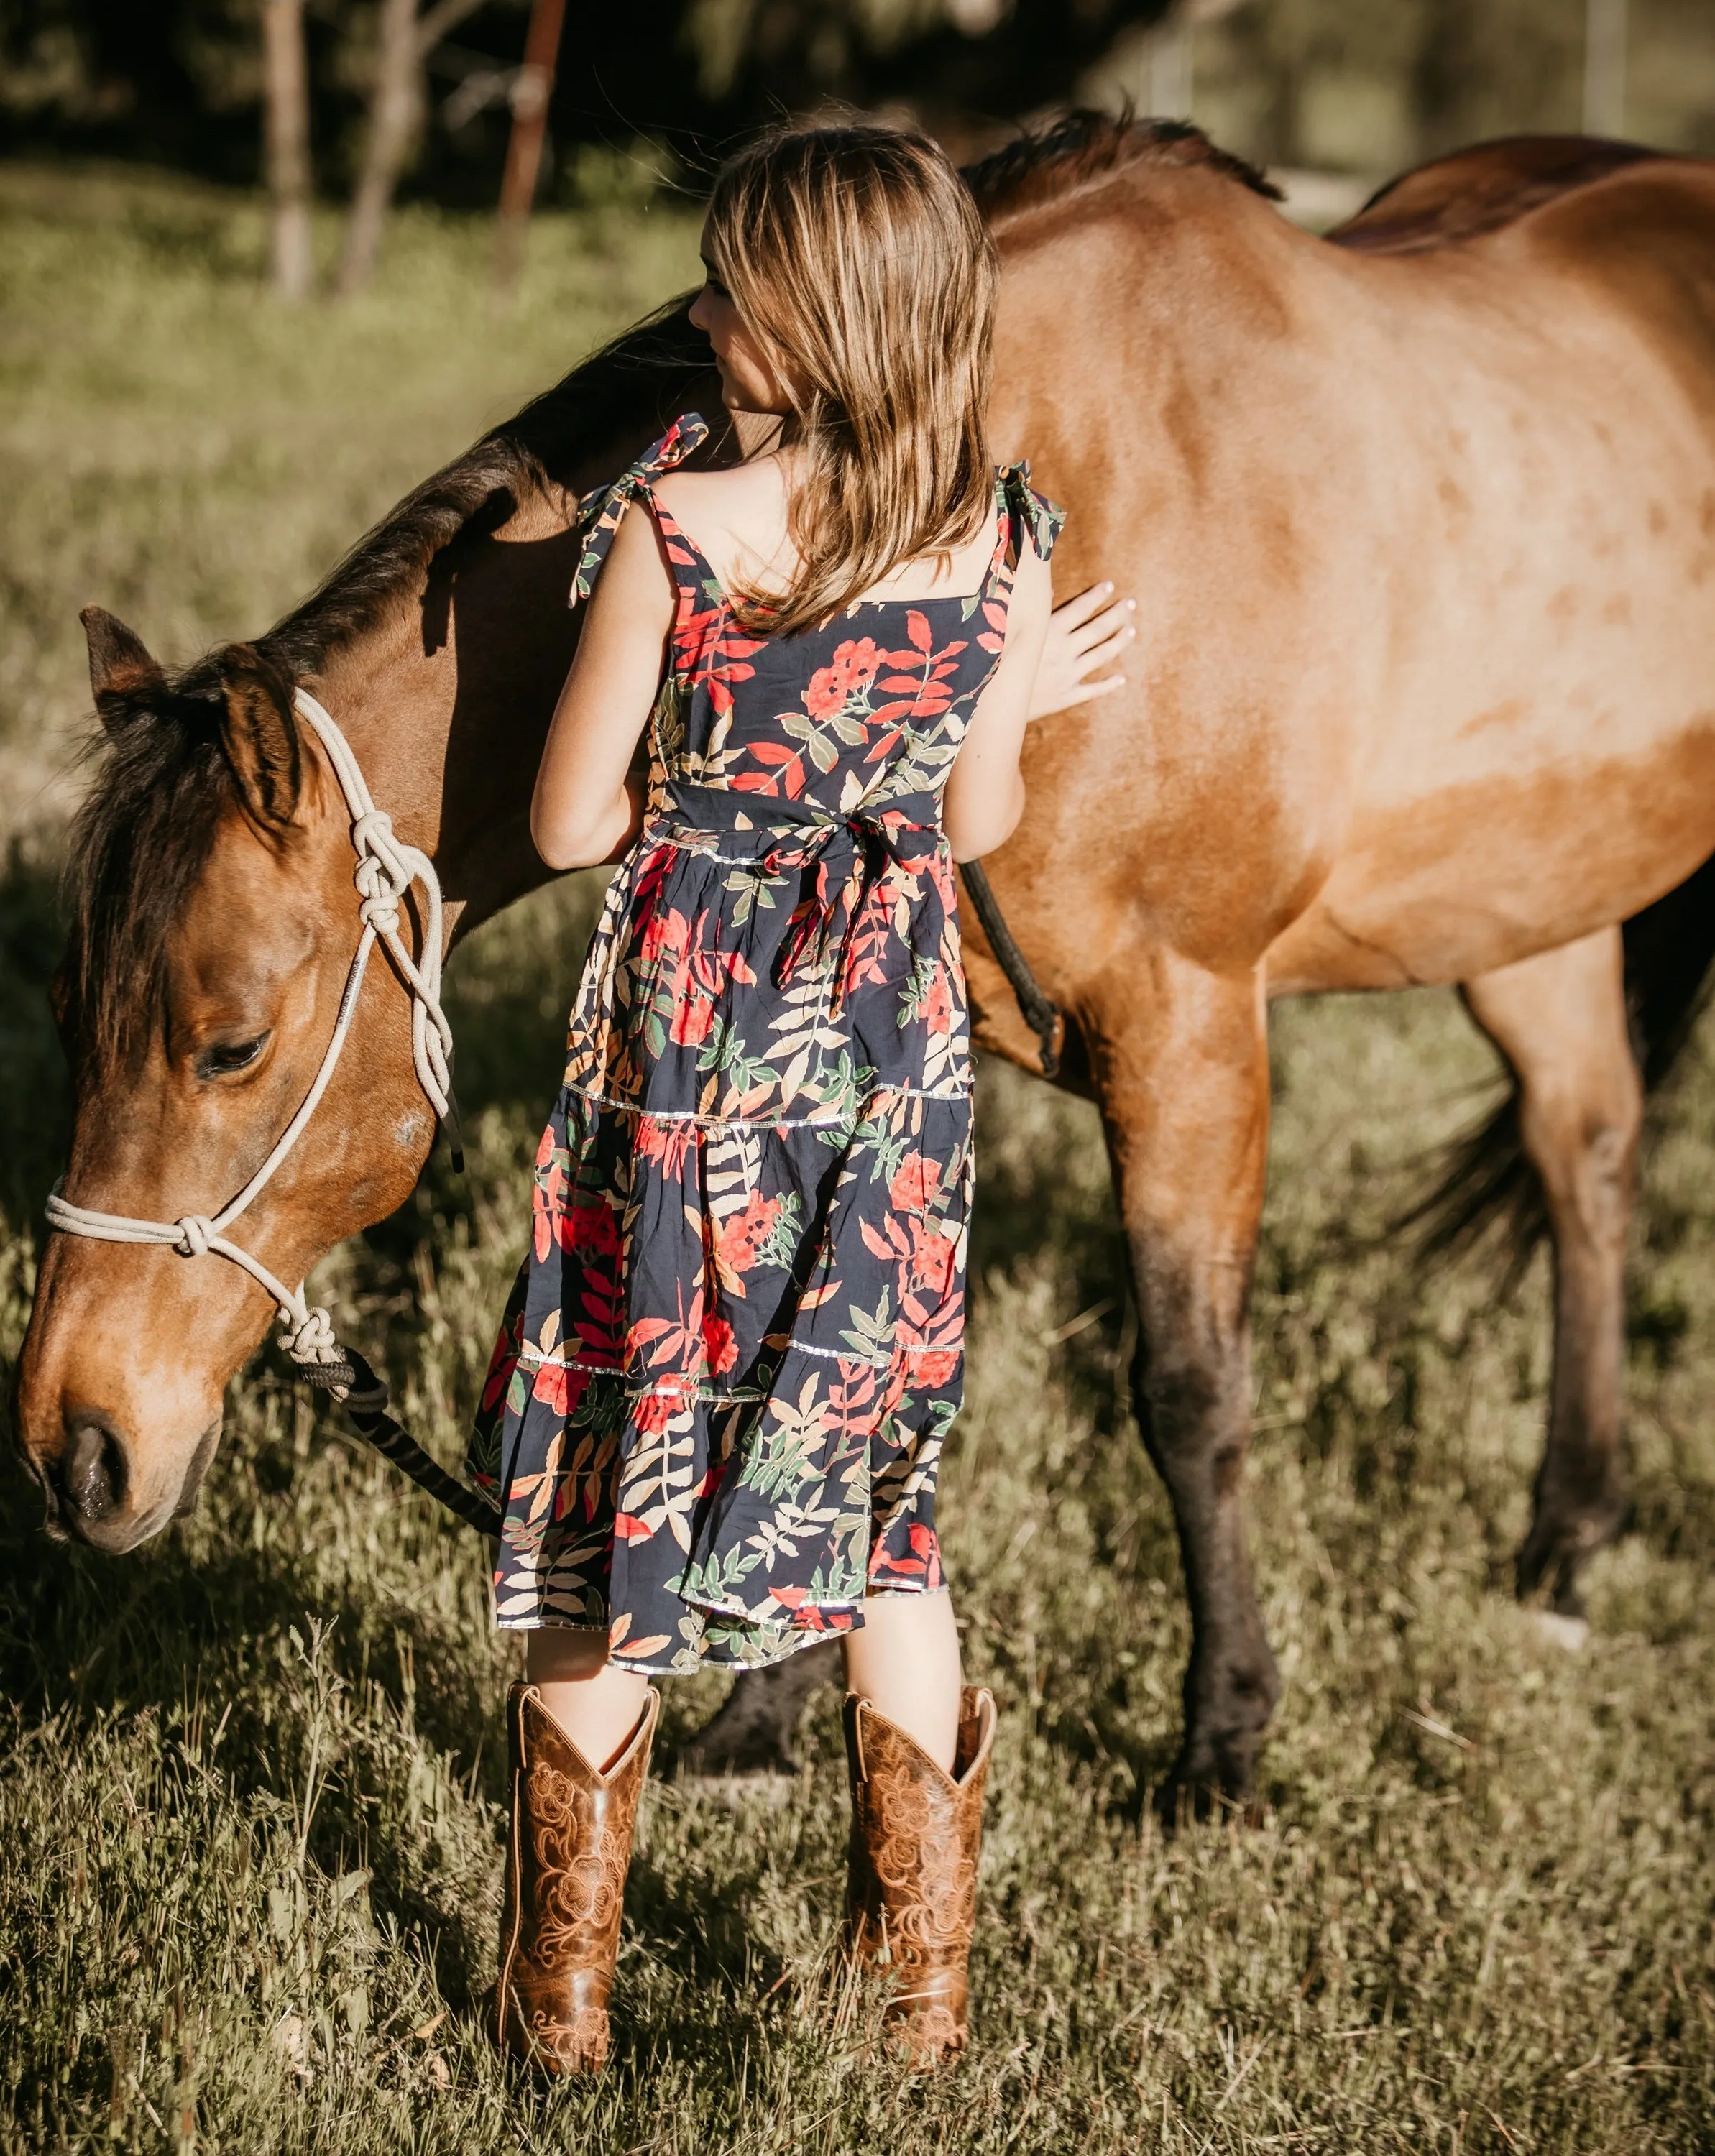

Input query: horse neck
[303,481,583,947]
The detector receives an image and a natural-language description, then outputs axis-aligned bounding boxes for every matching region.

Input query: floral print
[469,412,1062,1673]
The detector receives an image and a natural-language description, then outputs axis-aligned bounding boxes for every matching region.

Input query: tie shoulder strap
[996,461,1067,571]
[570,411,711,608]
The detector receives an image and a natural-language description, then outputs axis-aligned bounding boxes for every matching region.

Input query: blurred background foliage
[2,0,1714,211]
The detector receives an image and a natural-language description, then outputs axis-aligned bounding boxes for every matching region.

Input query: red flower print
[908,1217,957,1299]
[889,1153,942,1214]
[909,1348,960,1386]
[644,904,758,1043]
[560,1195,620,1262]
[714,1190,784,1285]
[530,1360,590,1418]
[631,1388,682,1435]
[702,1312,738,1376]
[803,637,885,722]
[920,969,953,1036]
[640,905,689,968]
[671,992,715,1047]
[730,740,807,797]
[635,1115,696,1179]
[533,1137,567,1263]
[479,1314,522,1414]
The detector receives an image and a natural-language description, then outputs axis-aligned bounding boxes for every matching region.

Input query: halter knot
[175,1214,214,1258]
[351,806,395,857]
[352,813,407,934]
[280,1302,339,1365]
[357,888,402,933]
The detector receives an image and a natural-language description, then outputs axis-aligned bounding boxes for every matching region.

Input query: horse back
[1327,136,1665,257]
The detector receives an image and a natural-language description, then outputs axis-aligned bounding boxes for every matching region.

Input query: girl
[471,123,1133,2075]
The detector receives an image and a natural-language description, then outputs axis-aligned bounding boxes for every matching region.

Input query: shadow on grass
[0,1437,509,1999]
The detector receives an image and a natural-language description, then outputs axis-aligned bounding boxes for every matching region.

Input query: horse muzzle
[17,1378,222,1553]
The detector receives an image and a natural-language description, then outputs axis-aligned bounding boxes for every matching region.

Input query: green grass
[4,166,1715,2153]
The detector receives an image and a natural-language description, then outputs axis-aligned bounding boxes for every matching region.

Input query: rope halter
[45,688,460,1406]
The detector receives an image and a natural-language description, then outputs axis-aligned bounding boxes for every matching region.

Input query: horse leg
[677,1639,839,1774]
[1462,927,1640,1613]
[1096,952,1278,1812]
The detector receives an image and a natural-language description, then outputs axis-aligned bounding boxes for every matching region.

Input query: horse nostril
[61,1414,129,1524]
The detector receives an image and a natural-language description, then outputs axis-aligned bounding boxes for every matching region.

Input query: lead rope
[960,860,1064,1079]
[45,688,500,1539]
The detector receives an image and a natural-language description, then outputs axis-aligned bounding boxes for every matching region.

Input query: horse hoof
[1151,1761,1256,1833]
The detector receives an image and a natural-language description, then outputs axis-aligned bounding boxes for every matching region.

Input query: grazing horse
[15,119,1715,1810]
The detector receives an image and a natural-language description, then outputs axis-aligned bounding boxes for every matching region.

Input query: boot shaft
[842,1685,996,2058]
[495,1682,658,2075]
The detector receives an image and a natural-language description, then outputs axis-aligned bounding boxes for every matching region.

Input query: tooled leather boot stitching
[492,1682,658,2075]
[843,1685,996,2063]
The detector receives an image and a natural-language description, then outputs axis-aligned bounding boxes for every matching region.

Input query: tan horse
[17,120,1715,1809]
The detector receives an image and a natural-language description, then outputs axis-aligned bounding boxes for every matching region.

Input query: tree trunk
[493,0,567,289]
[1583,0,1628,138]
[337,0,425,298]
[262,0,313,299]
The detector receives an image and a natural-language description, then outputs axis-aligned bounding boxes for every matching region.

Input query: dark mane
[261,295,716,681]
[65,703,236,1074]
[65,298,717,1072]
[962,111,1280,222]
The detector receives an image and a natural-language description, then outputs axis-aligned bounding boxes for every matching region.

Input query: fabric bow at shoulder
[570,411,711,610]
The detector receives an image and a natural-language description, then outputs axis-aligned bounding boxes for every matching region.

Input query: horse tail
[1403,851,1715,1284]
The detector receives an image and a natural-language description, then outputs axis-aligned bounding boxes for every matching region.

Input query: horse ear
[216,644,303,832]
[81,607,167,734]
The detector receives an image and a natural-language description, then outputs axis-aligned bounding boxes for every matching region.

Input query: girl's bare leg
[843,1588,963,1772]
[526,1629,650,1773]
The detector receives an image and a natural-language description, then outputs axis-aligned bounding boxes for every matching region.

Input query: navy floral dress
[469,413,1063,1673]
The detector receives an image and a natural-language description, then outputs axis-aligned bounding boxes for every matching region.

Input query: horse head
[13,608,436,1551]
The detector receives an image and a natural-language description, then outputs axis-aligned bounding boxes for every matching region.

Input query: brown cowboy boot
[842,1685,997,2063]
[492,1682,658,2075]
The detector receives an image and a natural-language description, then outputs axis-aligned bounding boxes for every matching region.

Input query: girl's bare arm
[530,505,675,872]
[941,545,1054,863]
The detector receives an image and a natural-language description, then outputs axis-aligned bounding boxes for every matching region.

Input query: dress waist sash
[650,780,947,1015]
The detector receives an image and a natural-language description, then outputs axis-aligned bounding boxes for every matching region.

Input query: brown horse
[17,119,1715,1810]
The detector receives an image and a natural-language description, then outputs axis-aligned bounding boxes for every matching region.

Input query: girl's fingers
[1076,622,1136,672]
[1050,581,1117,631]
[1067,598,1137,654]
[1076,670,1127,699]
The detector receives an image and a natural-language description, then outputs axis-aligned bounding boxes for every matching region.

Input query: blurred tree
[262,0,313,296]
[492,0,566,286]
[336,0,518,293]
[1584,0,1627,135]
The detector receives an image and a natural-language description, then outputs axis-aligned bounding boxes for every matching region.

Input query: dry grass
[3,166,1715,2154]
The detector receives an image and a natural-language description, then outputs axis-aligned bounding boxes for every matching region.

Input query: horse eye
[197,1033,270,1080]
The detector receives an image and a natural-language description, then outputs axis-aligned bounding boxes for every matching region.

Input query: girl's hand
[1029,581,1136,722]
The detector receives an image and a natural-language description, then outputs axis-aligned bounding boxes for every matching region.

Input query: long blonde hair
[703,125,999,637]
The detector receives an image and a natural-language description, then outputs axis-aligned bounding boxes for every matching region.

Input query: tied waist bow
[653,780,945,1017]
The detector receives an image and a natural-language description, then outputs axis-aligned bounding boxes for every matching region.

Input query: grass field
[4,166,1715,2154]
